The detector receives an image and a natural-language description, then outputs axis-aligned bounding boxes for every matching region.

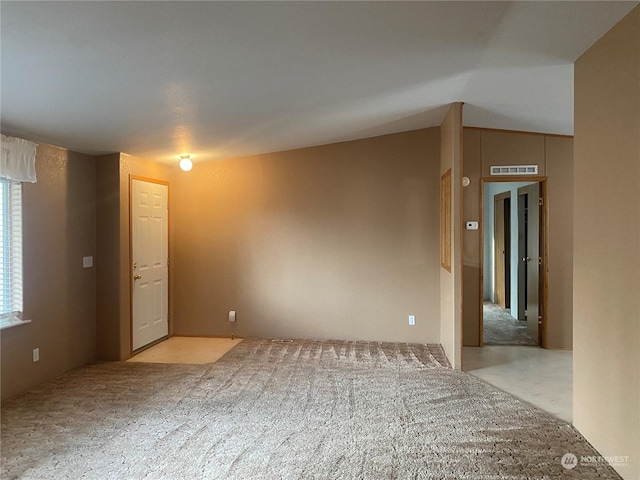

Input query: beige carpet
[1,338,621,479]
[128,337,243,364]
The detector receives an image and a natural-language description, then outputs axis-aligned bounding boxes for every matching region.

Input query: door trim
[478,176,548,348]
[129,175,171,356]
[493,191,511,308]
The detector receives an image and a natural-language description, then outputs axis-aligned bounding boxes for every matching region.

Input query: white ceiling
[1,1,637,164]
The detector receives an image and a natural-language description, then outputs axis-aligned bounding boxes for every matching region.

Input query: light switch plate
[83,256,94,268]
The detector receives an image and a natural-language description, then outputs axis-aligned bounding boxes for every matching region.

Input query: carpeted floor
[1,338,620,479]
[483,302,537,346]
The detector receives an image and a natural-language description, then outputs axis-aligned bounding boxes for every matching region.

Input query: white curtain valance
[1,134,37,183]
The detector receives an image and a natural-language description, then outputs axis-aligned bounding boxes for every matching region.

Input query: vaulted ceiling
[1,1,637,164]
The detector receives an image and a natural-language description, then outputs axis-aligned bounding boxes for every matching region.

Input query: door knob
[523,257,531,262]
[133,274,142,280]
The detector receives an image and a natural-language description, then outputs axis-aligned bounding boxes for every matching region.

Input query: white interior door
[132,179,169,351]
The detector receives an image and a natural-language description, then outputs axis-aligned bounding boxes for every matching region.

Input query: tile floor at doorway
[464,345,572,423]
[128,336,243,365]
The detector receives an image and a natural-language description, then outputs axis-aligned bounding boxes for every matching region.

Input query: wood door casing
[478,177,548,349]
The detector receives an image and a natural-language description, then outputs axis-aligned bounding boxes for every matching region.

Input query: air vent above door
[490,165,538,176]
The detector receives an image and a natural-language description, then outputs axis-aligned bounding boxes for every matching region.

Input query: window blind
[0,180,23,319]
[1,134,37,183]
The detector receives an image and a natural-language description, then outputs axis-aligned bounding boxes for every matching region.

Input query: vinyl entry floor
[464,345,572,423]
[128,336,243,364]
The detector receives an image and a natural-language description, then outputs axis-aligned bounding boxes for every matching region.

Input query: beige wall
[573,5,640,479]
[1,144,96,400]
[95,153,172,361]
[461,127,573,349]
[545,136,573,350]
[96,153,121,360]
[480,130,546,176]
[170,129,442,344]
[440,103,463,368]
[462,129,482,346]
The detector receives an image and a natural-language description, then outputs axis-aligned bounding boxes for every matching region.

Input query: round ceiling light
[179,155,193,172]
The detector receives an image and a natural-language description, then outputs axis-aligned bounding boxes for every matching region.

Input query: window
[1,133,36,329]
[0,179,24,326]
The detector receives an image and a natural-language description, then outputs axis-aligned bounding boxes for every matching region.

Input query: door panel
[493,192,510,308]
[504,197,511,309]
[517,192,527,321]
[523,183,540,343]
[132,179,169,351]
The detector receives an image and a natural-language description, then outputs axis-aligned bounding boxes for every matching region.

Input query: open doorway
[481,179,546,347]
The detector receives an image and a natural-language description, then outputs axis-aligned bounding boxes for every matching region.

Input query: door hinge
[539,197,543,206]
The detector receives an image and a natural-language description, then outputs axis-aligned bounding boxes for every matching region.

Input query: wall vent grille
[490,165,538,176]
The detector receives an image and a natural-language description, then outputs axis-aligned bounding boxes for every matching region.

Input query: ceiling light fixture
[179,154,193,172]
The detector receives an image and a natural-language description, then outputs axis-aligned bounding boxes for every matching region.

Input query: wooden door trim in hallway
[493,191,511,309]
[478,177,548,348]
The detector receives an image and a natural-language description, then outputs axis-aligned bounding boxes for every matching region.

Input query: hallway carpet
[1,338,620,479]
[483,302,537,345]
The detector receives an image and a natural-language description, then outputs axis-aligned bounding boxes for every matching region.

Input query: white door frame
[130,175,170,353]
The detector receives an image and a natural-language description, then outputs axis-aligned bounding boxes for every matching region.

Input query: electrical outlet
[408,315,415,326]
[83,256,93,268]
[33,348,39,362]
